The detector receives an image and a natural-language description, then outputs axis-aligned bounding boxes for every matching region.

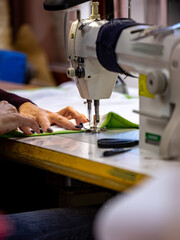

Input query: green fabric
[100,112,139,129]
[1,112,138,138]
[1,129,85,138]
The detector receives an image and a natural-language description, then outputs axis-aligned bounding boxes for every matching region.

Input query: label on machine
[139,74,154,98]
[145,132,161,145]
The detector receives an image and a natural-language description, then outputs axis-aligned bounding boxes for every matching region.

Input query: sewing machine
[65,3,118,132]
[44,0,180,159]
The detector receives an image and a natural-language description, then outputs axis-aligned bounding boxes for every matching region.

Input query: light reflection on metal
[128,0,131,19]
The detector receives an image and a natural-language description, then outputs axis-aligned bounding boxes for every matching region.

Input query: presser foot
[85,126,107,133]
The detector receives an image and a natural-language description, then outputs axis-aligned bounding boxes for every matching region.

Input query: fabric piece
[1,83,139,138]
[100,112,139,129]
[1,129,84,138]
[11,83,139,123]
[1,111,138,138]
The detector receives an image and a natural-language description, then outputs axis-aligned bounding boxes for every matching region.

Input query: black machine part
[43,0,90,10]
[97,138,139,149]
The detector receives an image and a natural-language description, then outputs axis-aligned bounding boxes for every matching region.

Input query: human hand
[57,106,87,125]
[19,103,88,132]
[0,101,40,135]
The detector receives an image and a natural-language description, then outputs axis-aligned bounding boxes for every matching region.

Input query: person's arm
[0,89,87,132]
[0,89,34,109]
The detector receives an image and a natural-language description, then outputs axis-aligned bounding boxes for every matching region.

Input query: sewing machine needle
[87,100,92,128]
[94,100,100,127]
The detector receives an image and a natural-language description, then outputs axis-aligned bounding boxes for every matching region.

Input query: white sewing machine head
[65,2,118,131]
[44,1,180,159]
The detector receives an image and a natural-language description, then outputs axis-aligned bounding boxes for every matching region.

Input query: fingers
[0,110,40,135]
[57,106,88,125]
[52,114,82,130]
[36,114,52,133]
[76,113,88,125]
[19,104,86,132]
[19,103,54,133]
[36,112,82,131]
[19,115,40,135]
[20,126,35,135]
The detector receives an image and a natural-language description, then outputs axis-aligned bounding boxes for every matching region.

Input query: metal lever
[128,0,131,18]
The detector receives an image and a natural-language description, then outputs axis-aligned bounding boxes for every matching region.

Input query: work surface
[1,81,180,192]
[1,128,180,192]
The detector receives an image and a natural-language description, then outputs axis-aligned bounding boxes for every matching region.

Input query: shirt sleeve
[0,89,34,109]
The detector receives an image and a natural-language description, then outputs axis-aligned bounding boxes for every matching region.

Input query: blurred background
[0,0,179,87]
